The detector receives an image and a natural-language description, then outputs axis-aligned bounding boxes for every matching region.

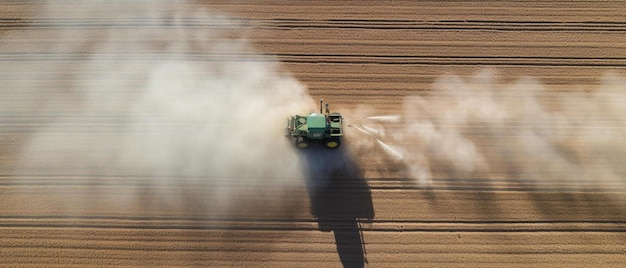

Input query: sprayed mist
[4,1,317,213]
[354,69,626,191]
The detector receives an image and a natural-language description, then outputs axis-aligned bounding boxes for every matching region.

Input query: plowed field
[1,1,626,267]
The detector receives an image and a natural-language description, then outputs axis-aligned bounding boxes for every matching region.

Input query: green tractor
[286,99,344,149]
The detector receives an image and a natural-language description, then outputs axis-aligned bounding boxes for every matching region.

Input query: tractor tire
[296,138,311,149]
[323,138,341,149]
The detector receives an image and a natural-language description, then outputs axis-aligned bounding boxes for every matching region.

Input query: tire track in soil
[4,18,626,31]
[1,53,625,67]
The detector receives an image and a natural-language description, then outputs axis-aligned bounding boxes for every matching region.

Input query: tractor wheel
[296,138,311,149]
[323,138,341,149]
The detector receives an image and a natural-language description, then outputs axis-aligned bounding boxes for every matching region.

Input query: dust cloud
[354,69,626,191]
[5,1,316,212]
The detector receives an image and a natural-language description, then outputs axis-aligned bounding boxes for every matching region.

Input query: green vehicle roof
[306,113,326,129]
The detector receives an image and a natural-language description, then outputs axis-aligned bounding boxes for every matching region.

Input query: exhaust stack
[320,99,323,114]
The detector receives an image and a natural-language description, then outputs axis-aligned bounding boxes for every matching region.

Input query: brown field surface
[1,1,626,267]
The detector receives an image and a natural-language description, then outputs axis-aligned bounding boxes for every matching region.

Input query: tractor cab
[306,113,327,139]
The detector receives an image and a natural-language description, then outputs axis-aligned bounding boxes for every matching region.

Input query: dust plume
[354,69,626,191]
[3,1,316,213]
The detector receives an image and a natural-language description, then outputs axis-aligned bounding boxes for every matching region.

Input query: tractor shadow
[297,143,375,268]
